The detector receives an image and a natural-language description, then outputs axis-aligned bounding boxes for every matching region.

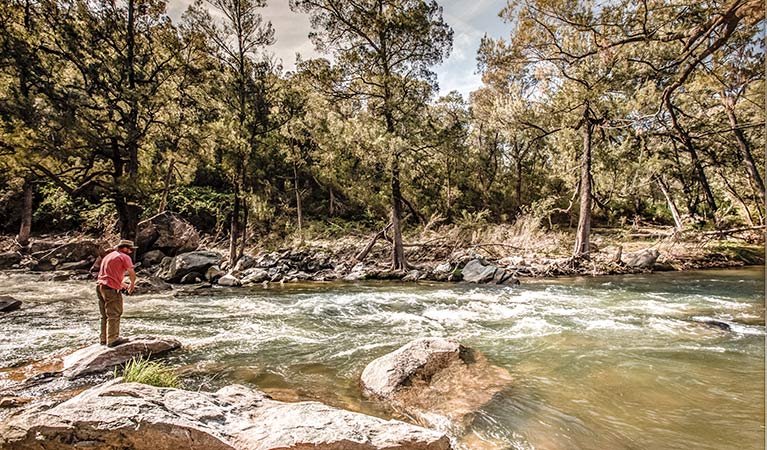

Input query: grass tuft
[117,356,180,388]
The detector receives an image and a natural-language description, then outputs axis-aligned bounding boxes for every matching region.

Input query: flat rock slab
[0,381,451,450]
[62,336,182,379]
[0,296,21,313]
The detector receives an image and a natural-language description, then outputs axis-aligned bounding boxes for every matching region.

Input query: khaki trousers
[97,285,123,345]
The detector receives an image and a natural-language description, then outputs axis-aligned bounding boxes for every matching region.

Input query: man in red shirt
[96,239,137,347]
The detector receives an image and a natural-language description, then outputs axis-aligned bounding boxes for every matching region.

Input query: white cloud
[164,0,508,97]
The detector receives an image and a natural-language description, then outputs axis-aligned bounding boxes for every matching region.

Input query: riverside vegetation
[0,0,763,270]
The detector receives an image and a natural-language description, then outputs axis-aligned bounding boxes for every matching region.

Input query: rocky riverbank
[0,213,763,293]
[0,335,511,450]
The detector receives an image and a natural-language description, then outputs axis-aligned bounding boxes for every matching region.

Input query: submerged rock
[361,338,513,436]
[362,338,468,399]
[62,336,182,379]
[0,296,21,313]
[0,382,451,450]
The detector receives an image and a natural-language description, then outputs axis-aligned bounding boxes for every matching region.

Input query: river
[0,267,764,449]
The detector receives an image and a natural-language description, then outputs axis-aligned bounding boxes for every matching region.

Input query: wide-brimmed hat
[116,239,137,249]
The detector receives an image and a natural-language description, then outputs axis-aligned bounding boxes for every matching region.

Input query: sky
[165,0,510,99]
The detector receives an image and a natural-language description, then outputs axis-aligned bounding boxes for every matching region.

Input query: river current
[0,267,764,449]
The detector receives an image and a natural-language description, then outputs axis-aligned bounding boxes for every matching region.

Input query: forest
[0,0,764,268]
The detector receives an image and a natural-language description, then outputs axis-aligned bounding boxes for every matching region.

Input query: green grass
[117,356,180,388]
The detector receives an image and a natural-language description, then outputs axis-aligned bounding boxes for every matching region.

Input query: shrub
[117,356,180,388]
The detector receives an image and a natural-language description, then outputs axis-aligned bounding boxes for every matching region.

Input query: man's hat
[116,239,137,249]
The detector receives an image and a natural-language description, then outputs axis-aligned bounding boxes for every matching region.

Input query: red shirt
[97,251,134,290]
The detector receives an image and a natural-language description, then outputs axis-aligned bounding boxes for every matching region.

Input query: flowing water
[0,267,764,449]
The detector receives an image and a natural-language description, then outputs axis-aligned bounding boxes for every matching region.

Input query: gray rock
[142,250,166,267]
[62,336,182,379]
[0,252,22,270]
[461,259,498,283]
[158,251,222,283]
[206,265,224,282]
[621,248,660,269]
[361,338,466,399]
[361,338,513,438]
[434,262,452,274]
[344,263,369,281]
[134,276,173,295]
[56,259,91,270]
[233,255,256,273]
[180,272,204,284]
[0,382,451,450]
[403,270,421,282]
[137,212,200,257]
[255,252,280,268]
[241,268,269,284]
[0,296,21,313]
[217,274,241,287]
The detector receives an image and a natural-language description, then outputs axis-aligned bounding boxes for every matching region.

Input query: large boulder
[0,382,451,450]
[361,338,512,436]
[157,251,222,283]
[62,336,182,379]
[621,248,660,269]
[362,338,467,399]
[137,212,200,257]
[460,259,498,283]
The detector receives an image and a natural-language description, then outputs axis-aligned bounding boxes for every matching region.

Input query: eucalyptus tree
[480,0,645,257]
[185,0,275,264]
[290,0,453,270]
[1,0,186,241]
[0,0,46,244]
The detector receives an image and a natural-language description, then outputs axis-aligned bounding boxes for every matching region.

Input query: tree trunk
[157,158,175,214]
[17,179,33,247]
[722,96,765,208]
[665,96,717,214]
[229,188,240,268]
[329,186,335,216]
[657,176,683,231]
[573,108,593,258]
[515,153,523,213]
[239,196,247,261]
[293,161,303,243]
[391,155,407,270]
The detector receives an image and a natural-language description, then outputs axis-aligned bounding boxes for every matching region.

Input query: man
[96,239,137,347]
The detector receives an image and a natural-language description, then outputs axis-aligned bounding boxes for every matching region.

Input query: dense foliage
[0,0,763,259]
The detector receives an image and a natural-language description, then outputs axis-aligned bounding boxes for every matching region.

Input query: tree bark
[293,161,303,243]
[229,188,240,268]
[17,179,33,247]
[157,158,175,214]
[657,176,684,231]
[722,95,765,208]
[573,107,593,258]
[391,155,407,270]
[239,196,248,261]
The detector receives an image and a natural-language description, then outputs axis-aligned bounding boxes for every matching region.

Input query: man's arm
[126,267,137,294]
